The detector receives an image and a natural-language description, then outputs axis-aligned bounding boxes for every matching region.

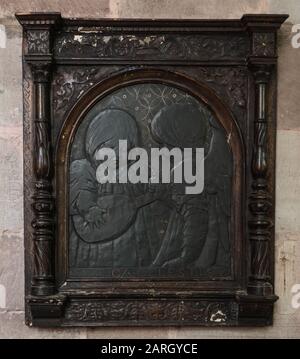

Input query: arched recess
[56,68,245,289]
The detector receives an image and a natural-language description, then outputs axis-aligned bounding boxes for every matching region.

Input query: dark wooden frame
[16,12,288,327]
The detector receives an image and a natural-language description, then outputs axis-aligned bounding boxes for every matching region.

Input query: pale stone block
[0,136,23,233]
[277,23,300,130]
[276,130,300,233]
[0,0,109,18]
[275,233,300,316]
[0,22,22,128]
[0,233,24,310]
[0,311,87,339]
[110,0,269,19]
[269,0,300,24]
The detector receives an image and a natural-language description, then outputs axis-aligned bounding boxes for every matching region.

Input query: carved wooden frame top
[16,12,288,327]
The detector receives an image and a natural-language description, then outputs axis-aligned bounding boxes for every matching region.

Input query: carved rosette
[252,32,276,57]
[248,66,274,296]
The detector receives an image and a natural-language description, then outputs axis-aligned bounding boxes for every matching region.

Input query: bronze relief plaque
[16,13,288,326]
[69,84,232,279]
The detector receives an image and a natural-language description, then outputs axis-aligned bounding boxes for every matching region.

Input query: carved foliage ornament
[27,30,50,54]
[52,67,247,117]
[55,32,249,60]
[16,13,288,327]
[65,300,236,324]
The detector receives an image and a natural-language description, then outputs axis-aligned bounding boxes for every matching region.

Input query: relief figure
[69,109,164,269]
[69,84,233,277]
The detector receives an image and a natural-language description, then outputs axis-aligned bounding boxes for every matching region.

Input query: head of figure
[151,103,208,149]
[150,103,209,191]
[85,108,139,168]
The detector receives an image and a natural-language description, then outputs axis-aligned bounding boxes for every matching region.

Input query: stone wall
[0,0,299,338]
